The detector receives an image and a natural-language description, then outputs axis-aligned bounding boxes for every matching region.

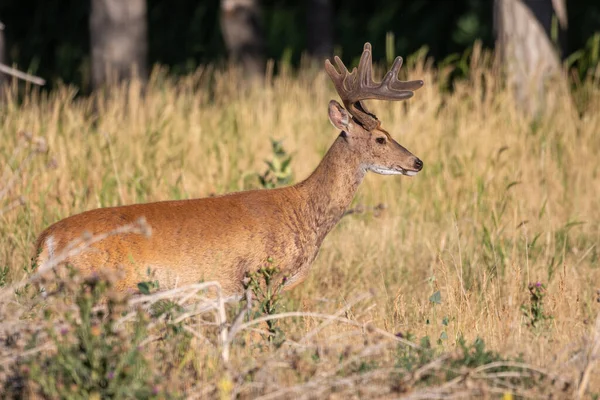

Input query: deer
[33,43,424,295]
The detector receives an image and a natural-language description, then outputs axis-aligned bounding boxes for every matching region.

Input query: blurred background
[0,0,598,94]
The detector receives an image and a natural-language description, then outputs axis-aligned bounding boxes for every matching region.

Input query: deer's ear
[328,100,350,131]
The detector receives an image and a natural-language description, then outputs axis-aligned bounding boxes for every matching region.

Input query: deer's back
[35,187,318,293]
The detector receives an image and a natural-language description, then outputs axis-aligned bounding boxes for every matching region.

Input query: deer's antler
[325,42,424,131]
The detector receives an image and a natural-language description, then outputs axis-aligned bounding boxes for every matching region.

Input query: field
[1,48,599,398]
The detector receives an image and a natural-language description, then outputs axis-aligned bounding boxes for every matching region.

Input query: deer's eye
[376,137,386,144]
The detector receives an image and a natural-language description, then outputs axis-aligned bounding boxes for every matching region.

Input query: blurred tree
[306,0,333,60]
[220,0,266,77]
[90,0,148,88]
[494,0,568,116]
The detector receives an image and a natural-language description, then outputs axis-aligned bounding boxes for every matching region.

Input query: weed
[137,268,161,295]
[521,282,554,330]
[393,335,545,394]
[258,138,293,189]
[244,260,286,346]
[0,266,8,288]
[11,272,167,399]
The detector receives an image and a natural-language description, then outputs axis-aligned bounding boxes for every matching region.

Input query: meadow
[0,46,599,398]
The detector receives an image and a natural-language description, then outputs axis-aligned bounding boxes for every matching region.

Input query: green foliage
[395,336,532,389]
[428,290,449,345]
[566,32,600,81]
[137,268,161,295]
[258,138,293,189]
[19,274,166,399]
[521,282,554,330]
[244,260,287,346]
[137,280,160,295]
[0,266,9,288]
[428,290,441,305]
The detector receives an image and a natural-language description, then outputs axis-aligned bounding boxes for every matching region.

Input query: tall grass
[0,48,599,397]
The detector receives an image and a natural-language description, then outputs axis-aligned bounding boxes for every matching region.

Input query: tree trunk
[89,0,148,89]
[220,0,266,78]
[306,0,333,60]
[494,0,568,116]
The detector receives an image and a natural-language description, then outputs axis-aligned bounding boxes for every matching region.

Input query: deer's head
[325,43,423,176]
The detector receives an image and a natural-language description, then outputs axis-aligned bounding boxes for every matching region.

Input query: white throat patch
[368,166,417,176]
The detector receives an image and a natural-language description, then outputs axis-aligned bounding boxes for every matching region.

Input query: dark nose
[413,157,423,171]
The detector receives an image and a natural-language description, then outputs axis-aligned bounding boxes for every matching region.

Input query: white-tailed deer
[34,43,424,294]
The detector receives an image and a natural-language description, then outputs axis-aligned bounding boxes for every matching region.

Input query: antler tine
[325,56,356,114]
[388,57,424,91]
[383,56,424,92]
[333,56,349,77]
[367,57,417,102]
[358,43,373,88]
[381,56,403,87]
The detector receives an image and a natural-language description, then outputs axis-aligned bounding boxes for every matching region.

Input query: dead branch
[0,63,45,86]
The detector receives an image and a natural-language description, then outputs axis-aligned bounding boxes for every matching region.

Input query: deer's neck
[296,134,366,239]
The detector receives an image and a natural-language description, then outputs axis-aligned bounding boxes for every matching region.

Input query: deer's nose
[413,158,423,171]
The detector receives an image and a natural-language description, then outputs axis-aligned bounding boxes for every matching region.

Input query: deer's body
[36,135,368,293]
[35,43,424,295]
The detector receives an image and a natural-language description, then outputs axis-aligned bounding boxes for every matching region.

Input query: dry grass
[0,48,599,398]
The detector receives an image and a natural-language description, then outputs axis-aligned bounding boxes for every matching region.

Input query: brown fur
[34,101,422,294]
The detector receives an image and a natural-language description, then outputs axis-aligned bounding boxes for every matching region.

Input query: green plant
[395,336,533,390]
[258,138,293,189]
[244,259,287,346]
[565,33,600,82]
[0,266,9,288]
[521,282,553,330]
[20,271,166,399]
[137,268,161,295]
[426,278,448,345]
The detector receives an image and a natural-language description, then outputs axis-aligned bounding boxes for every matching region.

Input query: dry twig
[0,63,45,86]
